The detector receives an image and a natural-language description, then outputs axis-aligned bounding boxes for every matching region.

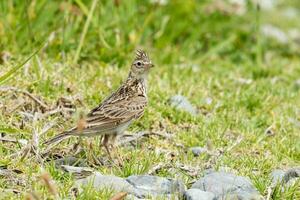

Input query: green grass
[1,0,300,199]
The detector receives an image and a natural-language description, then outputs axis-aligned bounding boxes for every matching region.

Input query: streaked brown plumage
[43,49,154,154]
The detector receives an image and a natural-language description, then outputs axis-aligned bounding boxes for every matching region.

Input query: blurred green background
[0,0,300,199]
[0,0,299,66]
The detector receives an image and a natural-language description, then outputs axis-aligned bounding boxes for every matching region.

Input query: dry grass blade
[24,192,41,200]
[0,86,49,110]
[147,162,170,175]
[0,168,25,186]
[110,192,127,200]
[0,42,44,85]
[61,165,94,179]
[0,136,18,143]
[74,0,98,63]
[40,172,58,197]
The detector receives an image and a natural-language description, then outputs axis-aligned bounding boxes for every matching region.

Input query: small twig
[19,111,35,120]
[40,119,58,137]
[7,99,25,113]
[0,86,49,110]
[176,163,201,177]
[41,107,75,118]
[117,131,148,146]
[266,186,272,200]
[74,0,98,63]
[226,136,243,152]
[40,172,58,198]
[110,192,127,200]
[205,136,243,168]
[0,136,18,143]
[147,162,171,175]
[19,107,75,121]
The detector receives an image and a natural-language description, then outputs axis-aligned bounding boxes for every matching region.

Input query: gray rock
[75,172,136,194]
[283,7,299,19]
[270,169,285,185]
[271,168,300,186]
[75,173,185,199]
[169,95,197,115]
[261,24,288,44]
[126,194,146,200]
[54,156,86,167]
[184,189,215,200]
[61,165,94,179]
[126,175,185,198]
[295,79,300,89]
[255,0,277,11]
[190,147,207,157]
[288,118,300,127]
[192,172,262,200]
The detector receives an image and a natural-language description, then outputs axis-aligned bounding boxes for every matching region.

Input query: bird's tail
[43,131,73,146]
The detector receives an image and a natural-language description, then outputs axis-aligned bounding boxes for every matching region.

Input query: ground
[0,0,299,199]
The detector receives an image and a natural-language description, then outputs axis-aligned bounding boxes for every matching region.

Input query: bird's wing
[81,94,147,134]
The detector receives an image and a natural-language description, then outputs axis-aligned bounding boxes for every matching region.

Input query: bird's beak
[147,63,154,68]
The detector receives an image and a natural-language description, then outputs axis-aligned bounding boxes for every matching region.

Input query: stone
[184,189,215,200]
[288,118,300,127]
[126,175,185,198]
[190,147,207,157]
[126,194,146,200]
[74,173,186,199]
[295,79,300,89]
[251,0,277,10]
[261,24,288,44]
[192,172,262,200]
[61,165,94,179]
[270,169,285,185]
[54,156,86,167]
[271,168,300,186]
[169,95,197,115]
[283,8,299,19]
[75,172,136,194]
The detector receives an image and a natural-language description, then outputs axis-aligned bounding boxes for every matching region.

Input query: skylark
[44,49,154,155]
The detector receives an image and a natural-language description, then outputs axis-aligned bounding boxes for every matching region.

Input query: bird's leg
[102,134,113,160]
[110,134,123,166]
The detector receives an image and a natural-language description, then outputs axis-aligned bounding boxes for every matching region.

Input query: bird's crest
[135,49,150,62]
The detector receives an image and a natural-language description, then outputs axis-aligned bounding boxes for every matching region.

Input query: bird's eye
[136,61,142,67]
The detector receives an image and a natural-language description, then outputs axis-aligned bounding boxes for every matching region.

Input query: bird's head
[130,49,154,79]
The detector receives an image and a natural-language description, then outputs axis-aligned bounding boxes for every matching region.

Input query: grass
[0,0,300,199]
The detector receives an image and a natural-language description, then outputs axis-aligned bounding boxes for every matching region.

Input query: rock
[295,79,300,89]
[261,24,288,44]
[288,117,300,127]
[283,8,299,19]
[190,147,207,157]
[192,172,262,200]
[228,0,247,16]
[270,168,300,192]
[271,168,300,186]
[184,189,215,200]
[74,173,185,199]
[251,0,277,10]
[75,172,136,195]
[203,97,213,105]
[149,0,168,6]
[270,169,285,185]
[54,156,86,167]
[126,175,185,198]
[61,165,94,179]
[288,29,300,45]
[169,95,197,115]
[236,78,253,85]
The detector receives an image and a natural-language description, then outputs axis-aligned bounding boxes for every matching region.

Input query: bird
[43,49,154,156]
